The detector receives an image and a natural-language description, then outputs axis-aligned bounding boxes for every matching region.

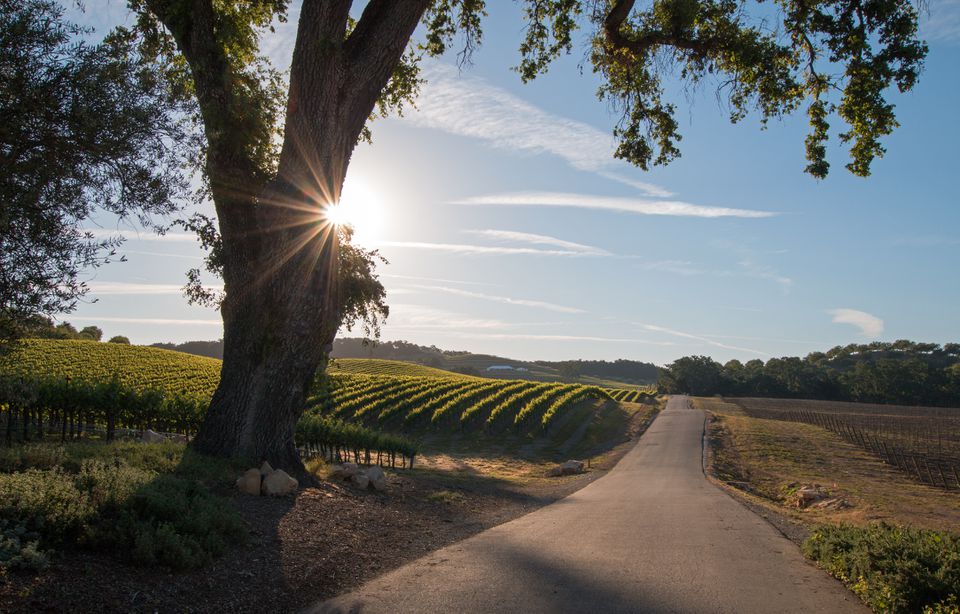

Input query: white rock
[560,460,585,475]
[367,466,387,491]
[259,461,274,476]
[141,429,166,444]
[261,469,298,496]
[796,486,826,508]
[237,468,262,496]
[340,462,360,478]
[351,473,369,489]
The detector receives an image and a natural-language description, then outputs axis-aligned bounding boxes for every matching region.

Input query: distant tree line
[151,340,224,359]
[14,316,129,344]
[659,341,960,406]
[545,359,660,384]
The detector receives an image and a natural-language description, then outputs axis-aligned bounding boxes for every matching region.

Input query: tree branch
[602,0,710,56]
[342,0,431,117]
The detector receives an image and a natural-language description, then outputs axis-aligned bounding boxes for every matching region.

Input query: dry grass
[413,399,658,483]
[695,397,960,533]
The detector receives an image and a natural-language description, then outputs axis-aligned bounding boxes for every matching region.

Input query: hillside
[149,336,660,386]
[1,340,655,444]
[327,358,474,379]
[0,338,221,398]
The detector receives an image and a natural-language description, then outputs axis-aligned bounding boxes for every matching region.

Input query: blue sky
[68,1,960,364]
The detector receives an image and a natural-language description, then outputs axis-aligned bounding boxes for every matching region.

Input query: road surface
[309,396,867,614]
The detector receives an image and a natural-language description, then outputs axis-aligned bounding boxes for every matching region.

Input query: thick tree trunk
[178,1,430,470]
[191,214,340,468]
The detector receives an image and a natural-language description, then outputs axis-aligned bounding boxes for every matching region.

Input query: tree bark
[185,0,430,469]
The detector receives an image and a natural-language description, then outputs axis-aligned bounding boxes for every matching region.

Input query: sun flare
[323,179,385,247]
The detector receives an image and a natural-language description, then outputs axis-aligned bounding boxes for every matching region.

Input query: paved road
[309,396,868,613]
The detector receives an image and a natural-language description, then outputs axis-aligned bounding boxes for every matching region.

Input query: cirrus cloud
[827,308,885,338]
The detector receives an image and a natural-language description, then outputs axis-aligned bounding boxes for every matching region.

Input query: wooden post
[934,463,947,489]
[910,455,925,482]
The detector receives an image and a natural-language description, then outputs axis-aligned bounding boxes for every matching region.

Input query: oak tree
[126,0,926,467]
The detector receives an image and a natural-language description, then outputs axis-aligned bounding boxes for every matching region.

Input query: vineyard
[327,358,474,379]
[728,397,960,490]
[607,388,657,403]
[0,340,648,467]
[307,374,614,434]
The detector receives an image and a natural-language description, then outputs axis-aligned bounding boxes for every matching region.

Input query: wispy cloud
[453,191,777,219]
[633,258,792,291]
[596,172,675,198]
[83,229,197,243]
[732,259,793,293]
[463,230,611,256]
[382,274,497,287]
[640,323,769,356]
[637,260,705,276]
[88,282,223,296]
[409,63,672,198]
[443,332,676,345]
[89,282,182,295]
[124,250,204,261]
[412,285,586,314]
[921,0,960,43]
[377,240,599,257]
[383,304,512,330]
[69,316,221,326]
[827,308,885,338]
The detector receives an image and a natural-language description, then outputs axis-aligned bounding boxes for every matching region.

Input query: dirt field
[696,397,960,536]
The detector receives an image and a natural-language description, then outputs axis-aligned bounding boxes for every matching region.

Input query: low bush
[0,440,184,475]
[802,523,960,613]
[97,475,247,570]
[0,444,246,573]
[0,518,48,572]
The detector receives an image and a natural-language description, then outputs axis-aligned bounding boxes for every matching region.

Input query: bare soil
[696,397,960,540]
[0,407,655,613]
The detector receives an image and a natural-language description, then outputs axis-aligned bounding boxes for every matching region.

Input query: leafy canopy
[0,0,193,342]
[130,0,927,190]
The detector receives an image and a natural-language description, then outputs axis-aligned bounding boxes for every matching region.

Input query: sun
[324,203,352,227]
[323,178,385,247]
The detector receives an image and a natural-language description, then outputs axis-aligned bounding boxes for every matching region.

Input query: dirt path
[309,396,868,614]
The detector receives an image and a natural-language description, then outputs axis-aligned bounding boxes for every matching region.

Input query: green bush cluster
[100,475,247,570]
[0,517,48,571]
[802,523,960,613]
[0,444,245,573]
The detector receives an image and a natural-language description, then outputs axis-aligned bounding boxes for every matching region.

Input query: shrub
[0,453,246,573]
[0,443,67,473]
[0,518,48,571]
[96,474,247,571]
[803,523,960,613]
[0,467,98,545]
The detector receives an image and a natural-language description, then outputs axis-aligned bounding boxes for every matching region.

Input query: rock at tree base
[548,460,586,477]
[367,466,387,491]
[261,469,298,496]
[237,468,262,496]
[795,485,827,508]
[351,473,369,489]
[141,429,165,444]
[330,462,359,480]
[259,461,274,476]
